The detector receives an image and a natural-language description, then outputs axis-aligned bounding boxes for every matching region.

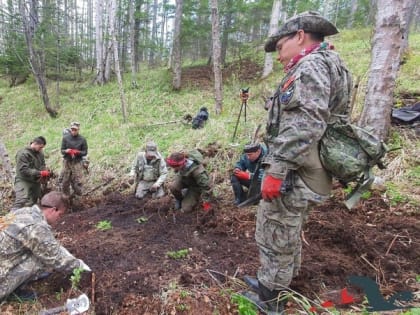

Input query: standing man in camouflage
[129,141,168,199]
[12,136,51,211]
[0,191,91,301]
[243,12,352,313]
[166,150,212,213]
[59,122,88,197]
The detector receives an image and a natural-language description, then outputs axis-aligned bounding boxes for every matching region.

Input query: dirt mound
[182,59,262,88]
[3,188,415,315]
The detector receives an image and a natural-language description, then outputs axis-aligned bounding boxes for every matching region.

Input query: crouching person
[166,150,213,213]
[0,191,91,302]
[129,141,168,199]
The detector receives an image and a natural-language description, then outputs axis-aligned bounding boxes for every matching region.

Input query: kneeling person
[0,191,91,301]
[129,141,167,199]
[231,143,267,205]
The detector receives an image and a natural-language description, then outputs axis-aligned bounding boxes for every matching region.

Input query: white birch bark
[210,0,223,114]
[171,0,183,90]
[359,0,414,140]
[262,0,282,79]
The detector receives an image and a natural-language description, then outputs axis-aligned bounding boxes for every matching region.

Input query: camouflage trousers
[135,180,165,199]
[12,179,41,211]
[256,173,329,291]
[0,255,42,301]
[59,160,85,196]
[169,178,201,213]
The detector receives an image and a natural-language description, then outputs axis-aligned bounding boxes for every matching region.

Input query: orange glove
[66,148,80,157]
[261,175,283,201]
[40,170,51,178]
[202,202,212,212]
[234,169,251,180]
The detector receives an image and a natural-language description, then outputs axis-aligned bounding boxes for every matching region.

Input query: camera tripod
[232,88,249,142]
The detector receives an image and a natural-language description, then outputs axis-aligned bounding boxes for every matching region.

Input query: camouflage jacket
[15,146,46,183]
[61,133,88,162]
[178,159,211,199]
[263,49,352,193]
[0,205,81,280]
[130,151,168,186]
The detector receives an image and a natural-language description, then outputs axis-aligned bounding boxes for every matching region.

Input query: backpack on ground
[192,107,209,129]
[319,121,388,209]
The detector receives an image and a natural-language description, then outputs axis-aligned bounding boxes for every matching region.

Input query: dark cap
[243,143,261,153]
[145,141,158,158]
[264,11,338,52]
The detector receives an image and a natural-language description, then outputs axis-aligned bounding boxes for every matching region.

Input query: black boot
[243,275,259,292]
[258,281,284,314]
[174,198,182,210]
[231,175,246,205]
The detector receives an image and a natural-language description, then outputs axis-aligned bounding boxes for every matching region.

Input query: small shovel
[39,293,90,315]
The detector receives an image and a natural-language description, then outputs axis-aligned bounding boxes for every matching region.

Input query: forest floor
[1,166,419,315]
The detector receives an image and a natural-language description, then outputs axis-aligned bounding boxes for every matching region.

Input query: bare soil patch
[2,187,418,315]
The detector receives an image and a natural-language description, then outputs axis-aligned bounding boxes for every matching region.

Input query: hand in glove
[202,201,212,212]
[40,170,51,178]
[261,175,283,201]
[77,259,92,272]
[65,148,80,158]
[233,169,251,180]
[149,183,159,192]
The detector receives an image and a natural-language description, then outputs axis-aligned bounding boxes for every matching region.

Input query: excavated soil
[2,188,417,315]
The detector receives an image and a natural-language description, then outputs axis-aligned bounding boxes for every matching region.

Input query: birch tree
[262,0,282,79]
[210,0,222,114]
[18,0,57,117]
[129,0,138,87]
[109,0,128,122]
[172,0,183,90]
[359,0,415,140]
[94,0,105,84]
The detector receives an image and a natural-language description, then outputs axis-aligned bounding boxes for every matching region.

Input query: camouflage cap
[70,121,80,130]
[264,11,338,52]
[243,143,261,153]
[145,141,158,157]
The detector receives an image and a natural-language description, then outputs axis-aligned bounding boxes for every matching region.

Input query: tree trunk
[171,0,183,90]
[19,0,57,117]
[129,0,138,88]
[94,0,105,84]
[210,0,223,115]
[148,0,158,66]
[347,0,358,28]
[0,139,13,183]
[262,0,282,79]
[220,0,233,66]
[109,0,128,122]
[359,0,413,140]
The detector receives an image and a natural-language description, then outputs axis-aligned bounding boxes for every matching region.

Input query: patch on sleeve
[280,84,295,105]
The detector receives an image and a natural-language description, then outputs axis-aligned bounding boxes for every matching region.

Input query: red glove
[233,169,251,180]
[202,202,212,212]
[261,175,283,201]
[40,170,51,178]
[66,148,80,157]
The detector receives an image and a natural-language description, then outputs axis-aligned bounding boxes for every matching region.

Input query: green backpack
[319,121,388,209]
[186,149,204,165]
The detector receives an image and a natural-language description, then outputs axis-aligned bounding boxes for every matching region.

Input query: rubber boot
[174,198,182,210]
[231,176,245,205]
[258,281,284,314]
[243,275,259,292]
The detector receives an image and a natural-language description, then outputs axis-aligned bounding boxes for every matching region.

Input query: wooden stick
[385,234,400,255]
[91,272,96,304]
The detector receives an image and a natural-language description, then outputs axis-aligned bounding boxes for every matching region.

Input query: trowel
[39,293,90,315]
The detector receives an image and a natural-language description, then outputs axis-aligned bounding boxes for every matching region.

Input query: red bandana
[284,42,335,73]
[166,157,186,167]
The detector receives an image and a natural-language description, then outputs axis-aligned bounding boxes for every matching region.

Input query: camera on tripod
[240,87,249,102]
